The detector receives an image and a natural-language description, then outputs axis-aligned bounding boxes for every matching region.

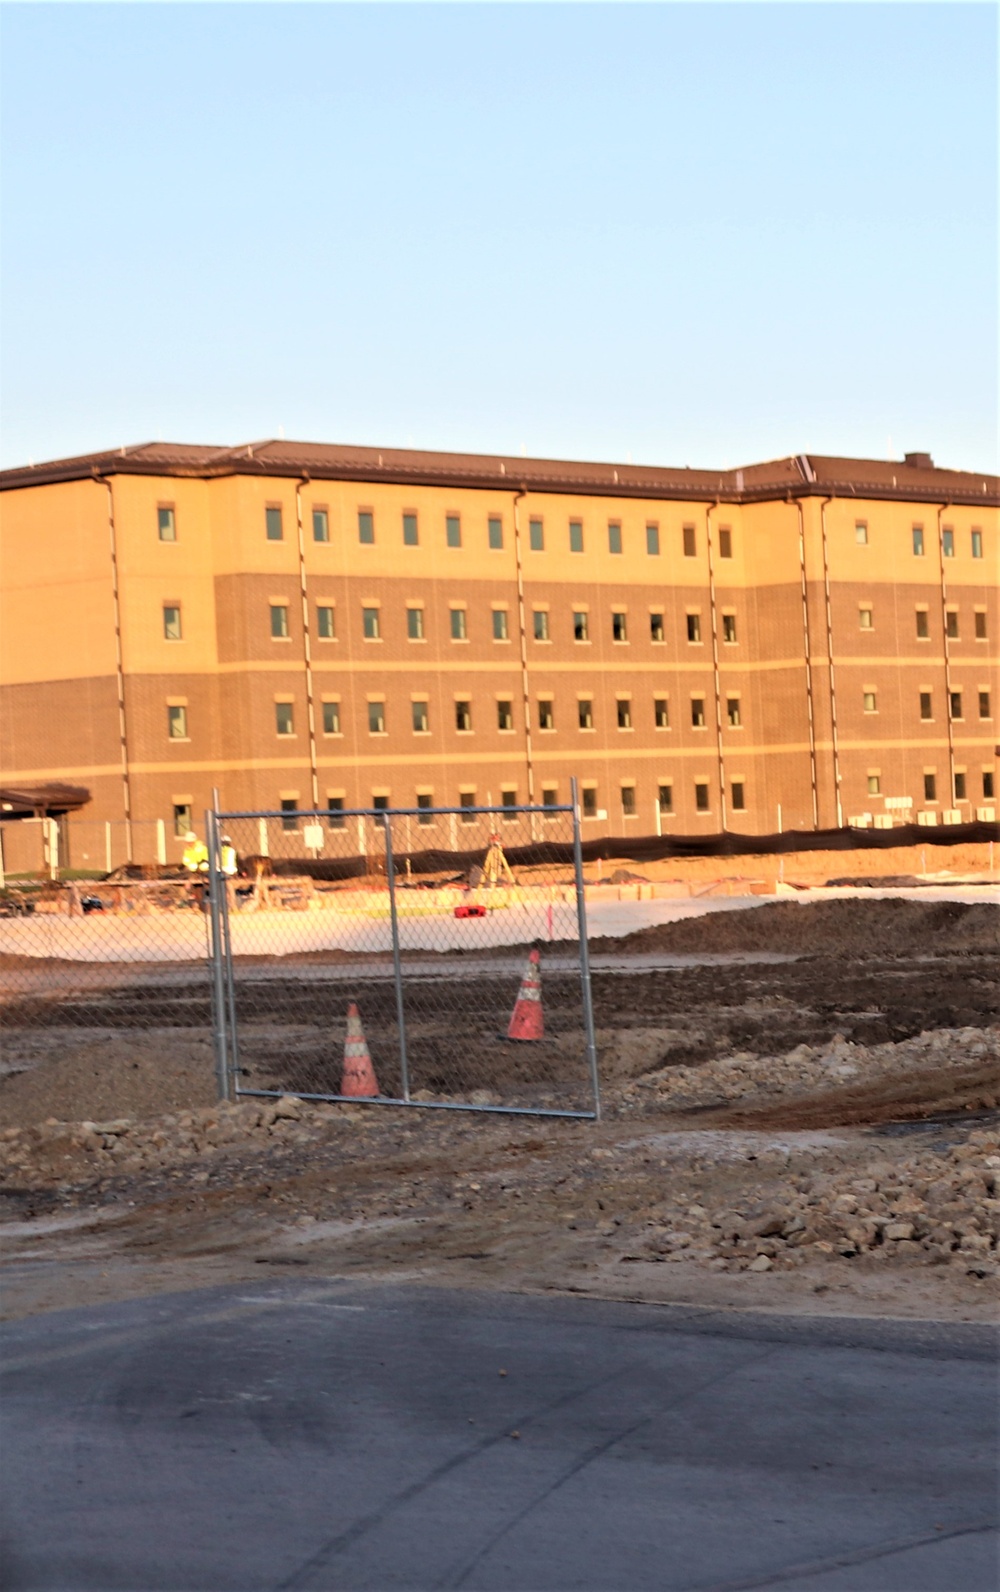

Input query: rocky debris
[617,1128,1000,1280]
[629,1026,999,1112]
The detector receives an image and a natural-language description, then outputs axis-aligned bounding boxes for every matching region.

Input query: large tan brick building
[1,439,996,865]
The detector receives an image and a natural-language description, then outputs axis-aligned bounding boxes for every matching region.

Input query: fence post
[570,778,600,1120]
[105,821,112,874]
[382,811,410,1101]
[156,818,166,865]
[206,809,230,1102]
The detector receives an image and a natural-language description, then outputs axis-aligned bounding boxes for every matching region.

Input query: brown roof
[0,782,91,817]
[1,439,996,506]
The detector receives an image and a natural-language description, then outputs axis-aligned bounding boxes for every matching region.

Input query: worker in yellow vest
[182,831,209,873]
[220,836,238,876]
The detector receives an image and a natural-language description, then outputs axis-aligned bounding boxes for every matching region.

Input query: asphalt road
[1,1283,996,1591]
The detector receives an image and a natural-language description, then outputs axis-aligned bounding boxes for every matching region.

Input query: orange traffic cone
[341,1002,380,1096]
[506,949,544,1041]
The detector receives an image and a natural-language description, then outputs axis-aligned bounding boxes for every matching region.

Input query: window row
[910,525,985,559]
[916,689,992,722]
[853,605,991,640]
[875,770,996,803]
[238,603,737,647]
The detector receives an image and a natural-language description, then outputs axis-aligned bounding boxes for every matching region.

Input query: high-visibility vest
[183,840,209,873]
[220,844,238,876]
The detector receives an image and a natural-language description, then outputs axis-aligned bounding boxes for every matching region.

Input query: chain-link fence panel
[211,802,599,1119]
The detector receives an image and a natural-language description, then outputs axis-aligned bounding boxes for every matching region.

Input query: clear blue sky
[1,2,995,472]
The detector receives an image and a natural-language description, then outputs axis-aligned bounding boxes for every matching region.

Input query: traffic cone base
[341,1001,380,1096]
[506,949,544,1041]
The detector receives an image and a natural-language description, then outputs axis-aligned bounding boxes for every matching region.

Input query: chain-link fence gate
[206,788,599,1120]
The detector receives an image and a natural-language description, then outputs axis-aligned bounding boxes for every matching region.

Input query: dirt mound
[0,1034,217,1130]
[688,1060,1000,1132]
[597,898,999,958]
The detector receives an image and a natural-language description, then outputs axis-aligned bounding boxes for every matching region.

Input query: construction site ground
[1,894,998,1328]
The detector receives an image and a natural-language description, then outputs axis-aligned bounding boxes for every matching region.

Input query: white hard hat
[184,831,197,842]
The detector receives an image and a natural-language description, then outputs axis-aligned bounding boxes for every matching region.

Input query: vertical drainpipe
[94,471,134,859]
[511,487,535,804]
[294,474,320,811]
[793,494,820,829]
[818,495,843,826]
[935,502,956,807]
[704,500,727,828]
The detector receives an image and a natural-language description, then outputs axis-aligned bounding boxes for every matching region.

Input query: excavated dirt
[1,897,999,1324]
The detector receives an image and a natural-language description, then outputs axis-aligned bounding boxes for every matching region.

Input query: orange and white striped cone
[506,948,544,1041]
[341,1002,380,1097]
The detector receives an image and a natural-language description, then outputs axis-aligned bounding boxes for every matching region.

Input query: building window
[358,510,375,544]
[954,772,967,801]
[646,523,660,556]
[327,797,345,830]
[694,781,710,812]
[450,607,467,641]
[718,528,732,559]
[650,612,665,643]
[616,698,632,729]
[722,613,737,643]
[691,697,706,728]
[417,793,433,825]
[983,771,995,800]
[497,699,513,731]
[322,701,341,735]
[923,773,937,803]
[867,773,881,796]
[270,604,289,639]
[317,606,335,639]
[582,787,598,819]
[455,700,472,732]
[578,698,594,729]
[859,607,873,631]
[173,803,192,837]
[459,791,476,822]
[538,698,554,731]
[265,506,283,542]
[980,691,992,720]
[950,691,963,720]
[912,526,924,556]
[945,610,959,639]
[608,521,622,555]
[683,525,697,557]
[362,606,381,640]
[492,609,509,641]
[654,697,669,729]
[406,606,425,640]
[368,701,386,734]
[275,702,294,736]
[446,514,461,548]
[500,789,517,819]
[163,604,182,641]
[620,785,636,817]
[488,516,504,550]
[658,784,673,814]
[686,613,702,643]
[373,795,390,813]
[569,520,584,553]
[942,526,955,558]
[916,609,930,639]
[529,518,544,551]
[730,780,746,811]
[403,512,419,547]
[167,705,188,739]
[727,697,741,727]
[863,690,877,713]
[855,521,868,545]
[612,611,628,642]
[412,700,429,734]
[971,529,983,559]
[574,610,590,642]
[919,691,933,721]
[312,509,329,543]
[158,505,176,542]
[280,799,298,831]
[542,786,559,813]
[533,610,550,642]
[975,611,987,639]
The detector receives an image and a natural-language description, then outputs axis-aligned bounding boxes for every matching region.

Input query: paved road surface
[1,1283,996,1590]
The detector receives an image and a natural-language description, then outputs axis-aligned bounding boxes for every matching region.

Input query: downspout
[704,500,727,829]
[294,474,320,812]
[818,495,843,827]
[793,494,820,828]
[94,471,133,859]
[935,502,956,807]
[511,488,535,805]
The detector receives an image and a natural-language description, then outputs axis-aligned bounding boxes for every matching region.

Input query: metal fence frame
[206,778,600,1121]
